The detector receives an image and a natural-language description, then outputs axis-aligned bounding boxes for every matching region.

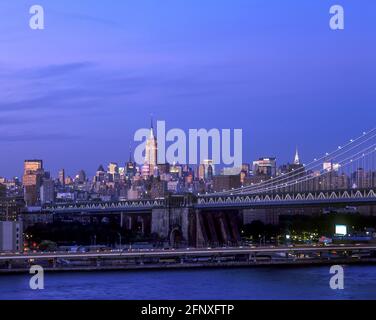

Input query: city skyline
[0,124,371,179]
[1,133,301,180]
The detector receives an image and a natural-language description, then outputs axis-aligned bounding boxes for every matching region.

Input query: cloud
[0,132,80,143]
[0,59,250,119]
[26,62,94,79]
[0,61,95,79]
[0,115,34,126]
[0,89,100,114]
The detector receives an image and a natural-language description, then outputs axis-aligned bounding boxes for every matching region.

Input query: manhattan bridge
[198,127,376,208]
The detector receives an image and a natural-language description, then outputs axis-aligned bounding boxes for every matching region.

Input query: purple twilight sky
[1,0,376,178]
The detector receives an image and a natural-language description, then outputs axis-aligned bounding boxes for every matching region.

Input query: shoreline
[2,257,376,275]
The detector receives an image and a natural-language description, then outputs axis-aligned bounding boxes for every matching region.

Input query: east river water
[1,265,376,300]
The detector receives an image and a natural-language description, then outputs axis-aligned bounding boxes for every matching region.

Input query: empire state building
[142,120,158,178]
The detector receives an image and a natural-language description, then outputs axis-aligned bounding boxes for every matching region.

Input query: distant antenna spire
[129,143,132,162]
[294,147,300,165]
[150,114,155,138]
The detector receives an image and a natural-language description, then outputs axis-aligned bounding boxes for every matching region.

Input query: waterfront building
[0,196,25,221]
[0,220,23,252]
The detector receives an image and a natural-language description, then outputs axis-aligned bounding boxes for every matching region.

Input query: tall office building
[279,150,305,176]
[108,162,119,175]
[252,158,277,177]
[198,159,215,181]
[24,160,43,173]
[58,169,65,186]
[207,164,213,181]
[126,161,137,180]
[142,120,158,179]
[108,162,120,182]
[241,163,251,184]
[76,170,87,184]
[94,165,106,183]
[203,159,215,177]
[198,164,205,181]
[23,160,44,206]
[40,179,55,204]
[125,147,137,180]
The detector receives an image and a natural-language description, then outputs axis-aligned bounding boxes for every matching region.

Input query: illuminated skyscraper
[24,160,43,174]
[142,119,158,179]
[23,160,44,206]
[294,148,300,165]
[108,162,119,175]
[108,162,120,183]
[201,159,215,181]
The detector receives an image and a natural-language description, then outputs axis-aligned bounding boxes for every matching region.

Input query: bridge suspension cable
[209,127,376,196]
[236,144,376,195]
[233,135,376,195]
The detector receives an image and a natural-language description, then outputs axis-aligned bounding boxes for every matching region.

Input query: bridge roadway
[1,244,376,261]
[40,189,376,214]
[196,189,376,209]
